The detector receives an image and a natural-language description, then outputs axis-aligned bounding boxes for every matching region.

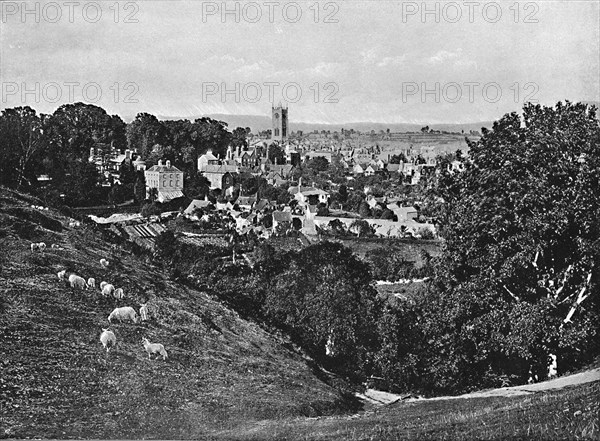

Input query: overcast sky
[1,0,599,124]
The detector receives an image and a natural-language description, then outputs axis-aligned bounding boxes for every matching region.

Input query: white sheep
[100,259,110,268]
[100,281,108,291]
[57,270,67,281]
[139,303,149,321]
[113,288,124,300]
[30,242,45,252]
[87,278,96,289]
[102,283,115,297]
[100,328,116,353]
[68,274,87,290]
[141,337,168,360]
[108,306,138,323]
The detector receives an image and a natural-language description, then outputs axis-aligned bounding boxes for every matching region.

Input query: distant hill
[152,113,494,135]
[122,102,600,134]
[0,187,355,439]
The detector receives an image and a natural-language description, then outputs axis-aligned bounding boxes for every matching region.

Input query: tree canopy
[408,102,600,392]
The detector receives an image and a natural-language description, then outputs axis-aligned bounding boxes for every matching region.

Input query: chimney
[125,149,131,160]
[166,160,171,168]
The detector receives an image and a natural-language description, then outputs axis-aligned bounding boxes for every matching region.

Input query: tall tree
[423,102,600,390]
[0,106,46,188]
[127,113,166,159]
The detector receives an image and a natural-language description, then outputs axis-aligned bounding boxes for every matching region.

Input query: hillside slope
[0,188,354,439]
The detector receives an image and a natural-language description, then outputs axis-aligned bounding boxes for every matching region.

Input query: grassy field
[0,188,355,439]
[210,381,600,440]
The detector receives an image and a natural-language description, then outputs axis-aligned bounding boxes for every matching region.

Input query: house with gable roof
[144,159,185,202]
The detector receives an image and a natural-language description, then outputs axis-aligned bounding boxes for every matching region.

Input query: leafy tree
[389,153,407,164]
[62,160,102,206]
[127,113,166,159]
[192,117,232,159]
[141,201,161,218]
[419,102,600,392]
[346,191,365,212]
[134,172,146,202]
[350,219,374,238]
[119,159,137,186]
[238,172,259,195]
[380,208,395,220]
[154,230,178,261]
[327,219,347,237]
[338,184,348,204]
[306,156,329,172]
[231,127,249,151]
[184,173,210,199]
[147,188,158,203]
[358,201,372,218]
[0,107,46,188]
[46,102,126,162]
[263,242,382,379]
[261,213,273,229]
[267,143,285,165]
[316,203,330,216]
[108,184,128,205]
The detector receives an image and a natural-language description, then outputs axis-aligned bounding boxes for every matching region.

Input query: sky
[1,0,599,124]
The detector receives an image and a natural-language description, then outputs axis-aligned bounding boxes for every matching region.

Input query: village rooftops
[300,188,329,197]
[288,186,328,195]
[272,210,293,223]
[236,194,257,207]
[184,199,213,215]
[203,164,239,173]
[157,190,185,201]
[146,160,183,173]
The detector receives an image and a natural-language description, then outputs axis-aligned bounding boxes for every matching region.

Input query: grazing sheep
[30,242,45,252]
[102,283,115,297]
[108,306,138,323]
[100,259,109,268]
[87,278,96,289]
[68,274,87,290]
[139,303,149,321]
[100,329,116,353]
[141,337,168,360]
[57,270,67,281]
[100,281,108,291]
[113,288,124,300]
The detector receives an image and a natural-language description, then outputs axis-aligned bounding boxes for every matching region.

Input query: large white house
[145,160,184,202]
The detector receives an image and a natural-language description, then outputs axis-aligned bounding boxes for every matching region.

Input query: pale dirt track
[360,367,600,404]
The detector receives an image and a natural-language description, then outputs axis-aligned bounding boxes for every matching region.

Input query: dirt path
[359,367,600,404]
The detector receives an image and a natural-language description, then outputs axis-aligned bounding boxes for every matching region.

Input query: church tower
[271,103,288,141]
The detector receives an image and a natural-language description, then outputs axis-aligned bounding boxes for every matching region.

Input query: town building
[144,159,184,202]
[271,103,288,141]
